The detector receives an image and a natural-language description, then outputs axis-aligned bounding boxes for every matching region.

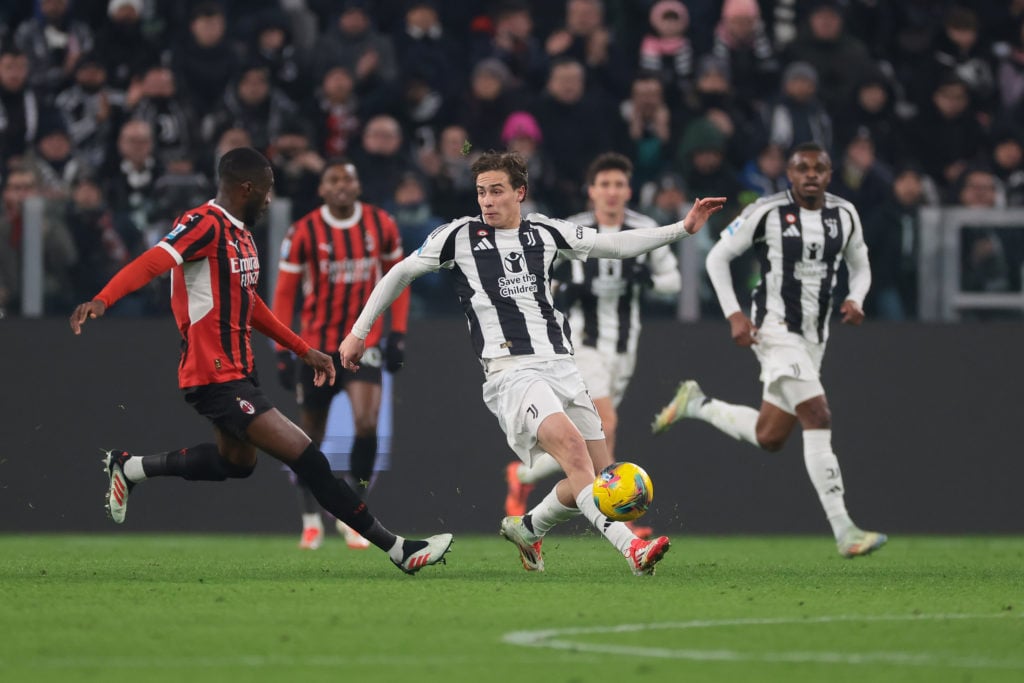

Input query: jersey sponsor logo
[238,399,255,415]
[227,239,240,252]
[279,237,292,259]
[785,213,797,223]
[824,216,839,238]
[725,217,743,235]
[230,256,261,287]
[476,229,488,236]
[576,226,584,239]
[365,231,375,253]
[498,271,538,298]
[504,251,524,273]
[319,256,377,283]
[473,237,495,251]
[165,213,201,241]
[318,242,333,255]
[782,225,801,238]
[806,243,821,260]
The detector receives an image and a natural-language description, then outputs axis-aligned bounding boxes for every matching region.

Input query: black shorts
[184,376,275,441]
[296,348,382,411]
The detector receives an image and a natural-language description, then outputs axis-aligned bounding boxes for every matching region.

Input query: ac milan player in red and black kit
[273,158,410,550]
[69,147,451,574]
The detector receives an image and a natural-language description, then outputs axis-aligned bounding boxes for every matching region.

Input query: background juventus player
[273,159,409,551]
[339,151,725,576]
[503,152,680,541]
[652,141,887,558]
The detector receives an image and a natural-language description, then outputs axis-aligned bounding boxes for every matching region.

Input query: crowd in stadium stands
[1,0,1023,320]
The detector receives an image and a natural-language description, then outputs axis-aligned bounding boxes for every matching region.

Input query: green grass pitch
[1,534,1021,683]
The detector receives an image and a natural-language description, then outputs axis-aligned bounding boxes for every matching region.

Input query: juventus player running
[340,151,725,575]
[503,153,680,541]
[652,142,887,558]
[69,147,451,575]
[273,159,409,551]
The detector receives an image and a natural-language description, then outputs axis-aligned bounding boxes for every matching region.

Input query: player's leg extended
[250,410,451,572]
[295,406,329,548]
[652,380,760,442]
[338,379,381,549]
[794,391,887,557]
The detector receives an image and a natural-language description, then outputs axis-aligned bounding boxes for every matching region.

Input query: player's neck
[594,209,624,227]
[326,203,356,221]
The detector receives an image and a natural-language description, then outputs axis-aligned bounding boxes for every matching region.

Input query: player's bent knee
[756,431,787,453]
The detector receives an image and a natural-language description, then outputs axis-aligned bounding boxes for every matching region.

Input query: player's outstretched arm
[339,334,366,372]
[589,196,727,259]
[69,246,178,334]
[681,196,728,234]
[302,348,336,387]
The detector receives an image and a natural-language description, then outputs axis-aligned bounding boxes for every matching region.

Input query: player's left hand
[384,331,405,373]
[682,196,728,234]
[70,300,107,335]
[339,334,366,372]
[302,348,336,387]
[840,300,864,326]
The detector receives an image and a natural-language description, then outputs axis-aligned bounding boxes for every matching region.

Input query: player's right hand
[276,350,296,391]
[727,312,758,347]
[302,348,335,387]
[70,300,107,335]
[339,333,365,372]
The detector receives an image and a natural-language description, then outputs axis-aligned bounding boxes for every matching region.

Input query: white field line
[502,612,1024,669]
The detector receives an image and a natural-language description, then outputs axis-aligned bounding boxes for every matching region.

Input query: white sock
[123,457,147,483]
[526,485,581,536]
[575,486,636,555]
[387,535,407,563]
[518,453,564,485]
[802,429,853,539]
[696,399,759,445]
[302,513,322,531]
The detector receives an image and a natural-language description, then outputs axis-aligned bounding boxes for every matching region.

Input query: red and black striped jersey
[158,201,264,388]
[273,202,410,351]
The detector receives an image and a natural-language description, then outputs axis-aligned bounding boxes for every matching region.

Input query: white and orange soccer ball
[592,462,654,522]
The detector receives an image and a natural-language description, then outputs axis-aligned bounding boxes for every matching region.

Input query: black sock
[140,444,254,481]
[349,435,377,491]
[522,514,536,534]
[288,443,397,551]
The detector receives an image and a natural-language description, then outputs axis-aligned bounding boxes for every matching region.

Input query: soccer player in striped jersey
[652,142,888,558]
[503,152,680,541]
[272,158,409,551]
[69,147,451,575]
[339,151,725,575]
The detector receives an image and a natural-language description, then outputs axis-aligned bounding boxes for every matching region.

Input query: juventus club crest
[823,216,839,238]
[524,230,537,247]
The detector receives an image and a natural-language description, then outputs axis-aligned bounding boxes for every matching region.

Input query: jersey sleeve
[841,205,872,306]
[528,213,598,260]
[647,243,681,294]
[277,220,309,276]
[413,218,467,270]
[271,222,308,350]
[706,202,765,318]
[158,211,219,264]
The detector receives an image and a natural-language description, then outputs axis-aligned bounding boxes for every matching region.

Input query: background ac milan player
[273,158,410,550]
[69,147,451,574]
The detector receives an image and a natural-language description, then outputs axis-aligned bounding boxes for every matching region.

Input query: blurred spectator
[459,58,518,154]
[833,70,902,165]
[313,65,362,158]
[125,65,195,164]
[501,110,556,215]
[0,46,52,166]
[738,141,787,201]
[54,52,116,169]
[66,175,128,304]
[675,117,742,235]
[994,17,1024,113]
[312,1,397,95]
[245,10,310,107]
[638,0,693,102]
[13,0,93,100]
[830,131,893,214]
[905,74,987,195]
[620,72,672,193]
[151,151,212,227]
[639,173,688,226]
[95,0,163,94]
[955,166,1019,305]
[471,0,547,90]
[545,0,630,99]
[683,54,757,171]
[267,121,325,219]
[762,61,832,152]
[710,0,779,107]
[394,0,463,101]
[419,123,477,219]
[25,115,80,199]
[101,118,161,251]
[0,165,76,314]
[990,129,1024,206]
[349,114,418,206]
[197,125,251,183]
[390,68,452,157]
[862,164,932,320]
[172,2,239,119]
[783,0,876,115]
[202,63,299,152]
[531,57,624,216]
[927,6,996,115]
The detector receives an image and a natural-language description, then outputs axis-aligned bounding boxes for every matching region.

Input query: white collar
[320,202,363,229]
[209,199,245,229]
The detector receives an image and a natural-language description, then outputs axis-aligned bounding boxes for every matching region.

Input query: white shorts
[572,345,636,407]
[481,356,604,465]
[752,320,826,415]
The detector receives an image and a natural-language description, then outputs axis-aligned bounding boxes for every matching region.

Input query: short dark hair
[471,151,528,191]
[218,147,271,186]
[789,141,830,165]
[586,152,632,186]
[321,156,357,179]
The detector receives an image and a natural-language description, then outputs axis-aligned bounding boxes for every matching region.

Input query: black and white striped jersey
[413,213,598,359]
[706,190,871,343]
[558,208,681,355]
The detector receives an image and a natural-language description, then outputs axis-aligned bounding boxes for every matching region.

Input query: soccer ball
[592,462,654,522]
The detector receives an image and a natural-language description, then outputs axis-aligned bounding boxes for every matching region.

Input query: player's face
[787,150,831,207]
[588,169,631,218]
[476,170,524,229]
[319,163,360,210]
[241,167,274,225]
